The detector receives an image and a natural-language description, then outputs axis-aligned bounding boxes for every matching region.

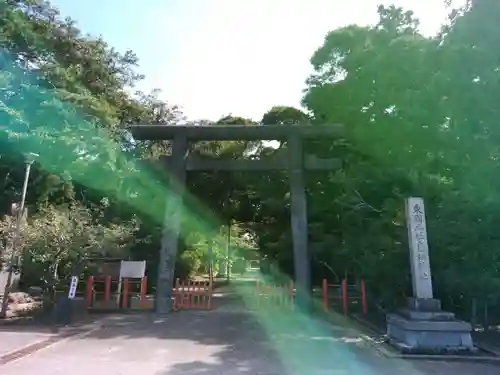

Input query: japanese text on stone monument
[406,197,433,299]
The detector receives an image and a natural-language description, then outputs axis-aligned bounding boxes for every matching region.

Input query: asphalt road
[1,288,499,375]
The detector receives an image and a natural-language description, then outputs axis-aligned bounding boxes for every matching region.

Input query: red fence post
[86,276,94,307]
[341,278,348,315]
[187,280,193,308]
[173,278,180,311]
[104,275,111,303]
[361,279,367,315]
[322,279,328,312]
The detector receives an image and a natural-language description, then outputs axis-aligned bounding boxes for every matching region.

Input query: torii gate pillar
[155,135,187,314]
[288,134,311,310]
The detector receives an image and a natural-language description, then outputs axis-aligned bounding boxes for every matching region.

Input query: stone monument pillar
[386,197,475,353]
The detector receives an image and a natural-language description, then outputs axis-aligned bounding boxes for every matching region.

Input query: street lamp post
[0,152,38,318]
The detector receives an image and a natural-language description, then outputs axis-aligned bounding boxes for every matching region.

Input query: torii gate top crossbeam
[130,124,342,141]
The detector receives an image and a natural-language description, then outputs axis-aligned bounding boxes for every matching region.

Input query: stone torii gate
[131,124,342,313]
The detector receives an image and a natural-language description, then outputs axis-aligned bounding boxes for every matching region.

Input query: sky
[49,0,460,122]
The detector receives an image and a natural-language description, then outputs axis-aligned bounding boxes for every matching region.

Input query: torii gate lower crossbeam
[130,124,342,313]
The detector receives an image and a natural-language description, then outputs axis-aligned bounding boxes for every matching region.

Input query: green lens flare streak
[0,53,217,241]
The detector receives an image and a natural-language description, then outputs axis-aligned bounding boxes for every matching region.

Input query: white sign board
[68,276,79,299]
[405,197,433,299]
[119,261,146,279]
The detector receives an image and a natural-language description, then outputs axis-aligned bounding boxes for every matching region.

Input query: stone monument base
[386,298,476,354]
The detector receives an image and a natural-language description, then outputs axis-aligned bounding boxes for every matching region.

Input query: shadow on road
[67,303,500,375]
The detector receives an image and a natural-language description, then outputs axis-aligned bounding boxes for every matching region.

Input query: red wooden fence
[322,278,367,315]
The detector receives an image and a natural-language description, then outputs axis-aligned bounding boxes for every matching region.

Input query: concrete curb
[0,322,101,366]
[348,313,500,363]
